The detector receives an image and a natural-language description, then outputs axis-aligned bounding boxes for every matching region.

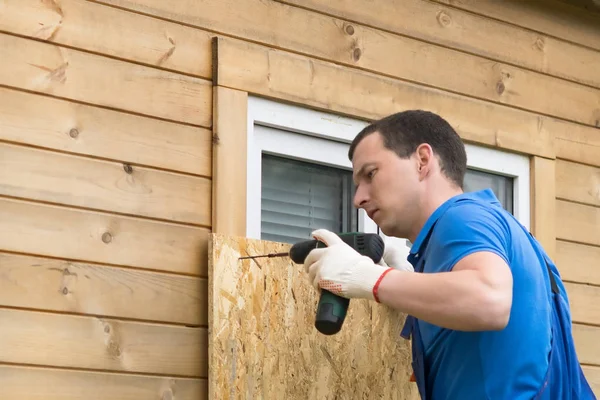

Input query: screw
[123,164,133,174]
[496,81,505,95]
[69,128,79,138]
[102,232,112,244]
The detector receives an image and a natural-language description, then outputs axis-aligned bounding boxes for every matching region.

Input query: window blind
[261,154,357,244]
[464,168,514,213]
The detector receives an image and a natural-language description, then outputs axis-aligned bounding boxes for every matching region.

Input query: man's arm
[378,250,513,331]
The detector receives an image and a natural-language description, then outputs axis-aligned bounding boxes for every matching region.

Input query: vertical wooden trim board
[211,86,248,236]
[531,157,557,260]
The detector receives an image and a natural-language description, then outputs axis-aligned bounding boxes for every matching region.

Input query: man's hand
[303,229,393,302]
[378,238,414,272]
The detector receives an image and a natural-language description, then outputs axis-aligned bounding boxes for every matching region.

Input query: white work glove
[378,238,414,272]
[303,229,394,302]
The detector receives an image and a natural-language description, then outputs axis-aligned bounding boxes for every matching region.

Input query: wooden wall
[0,0,212,398]
[0,0,599,398]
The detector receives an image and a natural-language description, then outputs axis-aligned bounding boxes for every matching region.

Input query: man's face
[351,132,421,238]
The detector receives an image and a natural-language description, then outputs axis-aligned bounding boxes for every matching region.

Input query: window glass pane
[464,169,514,213]
[261,154,358,244]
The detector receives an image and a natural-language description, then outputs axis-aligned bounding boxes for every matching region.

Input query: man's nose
[353,185,369,209]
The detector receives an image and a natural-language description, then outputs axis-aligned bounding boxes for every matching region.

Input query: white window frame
[246,96,530,244]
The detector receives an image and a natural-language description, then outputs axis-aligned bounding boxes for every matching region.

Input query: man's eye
[367,169,376,179]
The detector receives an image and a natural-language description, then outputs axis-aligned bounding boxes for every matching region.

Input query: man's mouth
[367,209,379,220]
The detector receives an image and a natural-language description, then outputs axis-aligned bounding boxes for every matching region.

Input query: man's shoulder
[434,198,511,239]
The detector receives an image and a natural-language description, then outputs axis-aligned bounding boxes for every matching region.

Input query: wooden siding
[0,0,599,398]
[0,1,212,397]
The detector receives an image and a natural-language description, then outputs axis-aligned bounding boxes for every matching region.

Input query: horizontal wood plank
[0,252,207,326]
[0,365,207,400]
[0,87,212,176]
[0,308,206,377]
[0,0,212,78]
[556,200,600,247]
[582,365,600,396]
[0,197,209,275]
[556,240,600,286]
[434,0,600,52]
[553,118,600,168]
[0,142,212,225]
[279,0,600,89]
[566,282,600,326]
[215,36,555,158]
[574,324,600,366]
[556,160,600,207]
[0,33,211,126]
[98,0,600,127]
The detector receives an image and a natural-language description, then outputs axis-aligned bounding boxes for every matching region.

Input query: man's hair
[348,110,467,188]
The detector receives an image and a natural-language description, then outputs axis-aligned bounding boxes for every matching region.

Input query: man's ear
[415,144,433,179]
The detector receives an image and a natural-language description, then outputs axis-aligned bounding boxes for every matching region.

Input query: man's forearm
[377,268,512,331]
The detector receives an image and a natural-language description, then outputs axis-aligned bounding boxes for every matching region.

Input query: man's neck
[409,184,463,243]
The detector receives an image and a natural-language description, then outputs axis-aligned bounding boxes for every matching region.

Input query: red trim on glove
[373,267,393,303]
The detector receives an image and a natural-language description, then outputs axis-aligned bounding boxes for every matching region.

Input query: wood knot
[69,128,79,139]
[534,37,546,51]
[102,232,112,244]
[496,81,505,95]
[437,10,452,27]
[123,163,133,174]
[345,24,355,35]
[352,47,362,62]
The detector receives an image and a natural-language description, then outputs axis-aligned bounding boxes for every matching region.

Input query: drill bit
[238,252,289,260]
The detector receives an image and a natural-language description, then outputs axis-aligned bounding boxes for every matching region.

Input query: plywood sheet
[208,233,418,400]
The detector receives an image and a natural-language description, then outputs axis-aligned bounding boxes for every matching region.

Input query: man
[303,110,595,399]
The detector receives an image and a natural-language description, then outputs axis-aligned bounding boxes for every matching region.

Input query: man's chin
[378,221,402,238]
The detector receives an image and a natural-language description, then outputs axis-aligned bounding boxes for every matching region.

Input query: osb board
[208,233,418,400]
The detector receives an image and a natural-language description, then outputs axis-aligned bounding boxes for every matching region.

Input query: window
[462,142,530,227]
[261,153,357,243]
[246,97,530,248]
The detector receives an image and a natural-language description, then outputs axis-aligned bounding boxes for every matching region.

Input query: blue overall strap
[534,257,596,399]
[525,232,596,399]
[400,227,436,400]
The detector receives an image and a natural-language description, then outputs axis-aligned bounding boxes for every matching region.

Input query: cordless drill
[289,232,385,335]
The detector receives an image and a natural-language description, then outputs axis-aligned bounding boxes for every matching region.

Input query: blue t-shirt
[409,189,553,399]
